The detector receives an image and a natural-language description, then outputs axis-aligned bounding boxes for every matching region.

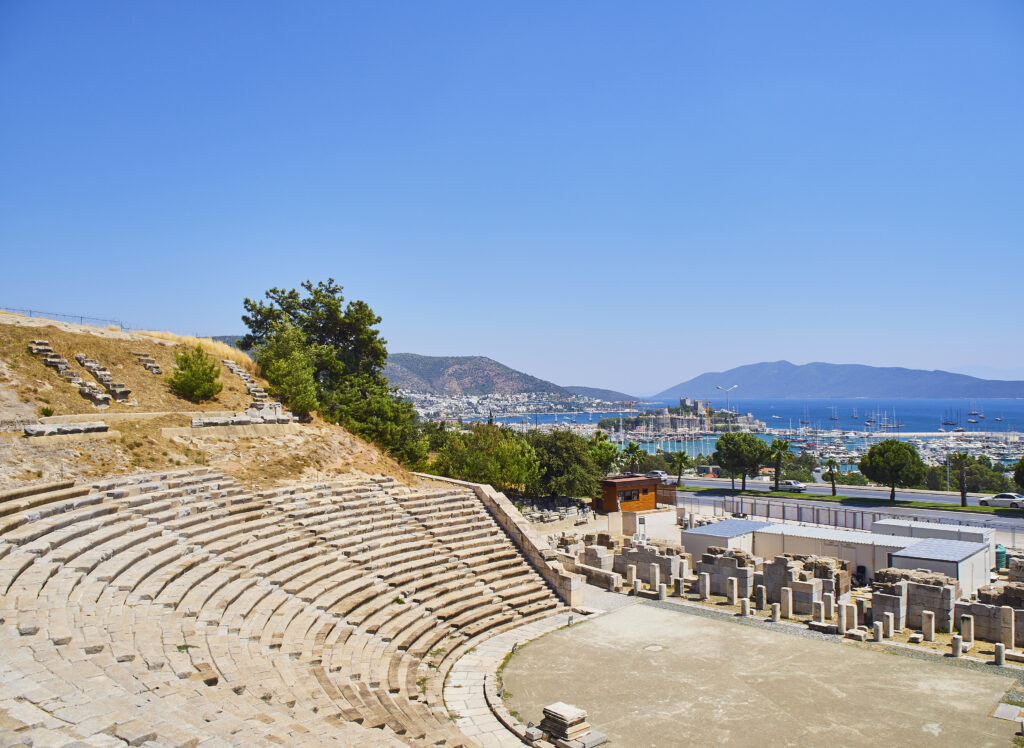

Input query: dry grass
[0,313,417,492]
[0,322,255,417]
[135,330,257,374]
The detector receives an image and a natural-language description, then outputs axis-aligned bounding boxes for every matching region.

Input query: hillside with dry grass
[0,312,415,490]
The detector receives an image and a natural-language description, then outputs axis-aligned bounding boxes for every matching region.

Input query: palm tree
[950,452,970,507]
[669,451,691,485]
[622,441,645,474]
[826,458,838,496]
[770,439,790,492]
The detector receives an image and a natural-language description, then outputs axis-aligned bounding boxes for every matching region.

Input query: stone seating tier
[0,467,563,747]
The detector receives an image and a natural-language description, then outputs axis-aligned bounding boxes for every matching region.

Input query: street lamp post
[716,384,739,433]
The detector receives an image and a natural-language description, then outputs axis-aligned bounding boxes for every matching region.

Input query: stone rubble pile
[131,350,162,375]
[23,421,109,437]
[75,353,132,402]
[538,702,606,747]
[191,401,297,428]
[26,340,111,407]
[223,359,268,403]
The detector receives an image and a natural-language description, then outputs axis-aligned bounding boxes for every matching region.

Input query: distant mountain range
[385,353,565,397]
[215,338,1022,400]
[385,354,638,400]
[655,361,1024,399]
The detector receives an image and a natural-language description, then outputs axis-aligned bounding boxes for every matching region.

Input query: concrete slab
[501,603,1019,747]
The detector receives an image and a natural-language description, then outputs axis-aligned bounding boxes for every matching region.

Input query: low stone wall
[24,422,108,437]
[954,601,1024,646]
[418,474,584,608]
[905,581,956,631]
[696,550,758,597]
[872,590,907,631]
[612,543,688,587]
[556,552,622,592]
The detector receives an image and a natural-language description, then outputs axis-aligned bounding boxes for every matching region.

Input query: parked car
[778,480,806,492]
[645,470,669,482]
[980,492,1024,508]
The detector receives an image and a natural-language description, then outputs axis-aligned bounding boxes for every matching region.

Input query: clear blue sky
[2,2,1022,395]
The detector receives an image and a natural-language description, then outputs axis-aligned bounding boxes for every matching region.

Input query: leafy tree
[527,430,601,498]
[713,433,771,491]
[1015,458,1024,492]
[621,441,645,473]
[825,458,838,496]
[432,424,540,493]
[421,421,451,452]
[240,279,424,463]
[668,451,691,484]
[587,432,619,475]
[255,321,318,418]
[963,463,1011,493]
[330,374,426,465]
[858,439,926,502]
[769,438,789,492]
[833,471,868,486]
[167,345,223,403]
[638,451,671,474]
[949,452,970,507]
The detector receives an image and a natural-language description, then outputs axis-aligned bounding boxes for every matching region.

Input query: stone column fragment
[922,611,935,642]
[699,573,710,601]
[781,587,792,619]
[822,592,834,620]
[770,603,780,623]
[960,614,974,647]
[1001,606,1014,650]
[727,577,738,606]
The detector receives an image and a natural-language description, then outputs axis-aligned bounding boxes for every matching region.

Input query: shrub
[40,406,54,417]
[167,345,223,402]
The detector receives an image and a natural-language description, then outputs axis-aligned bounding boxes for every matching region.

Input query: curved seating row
[0,468,565,746]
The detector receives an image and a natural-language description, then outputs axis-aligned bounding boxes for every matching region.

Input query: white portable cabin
[679,519,773,559]
[889,538,990,597]
[753,524,911,579]
[869,518,996,570]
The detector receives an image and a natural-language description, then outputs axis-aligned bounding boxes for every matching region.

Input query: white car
[645,470,669,482]
[980,492,1024,508]
[778,480,806,492]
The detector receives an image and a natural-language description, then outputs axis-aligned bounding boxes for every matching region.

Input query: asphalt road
[677,477,984,506]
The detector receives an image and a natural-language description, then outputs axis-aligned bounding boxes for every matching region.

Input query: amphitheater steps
[0,468,571,747]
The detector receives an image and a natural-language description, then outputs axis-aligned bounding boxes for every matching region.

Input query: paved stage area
[501,602,1020,747]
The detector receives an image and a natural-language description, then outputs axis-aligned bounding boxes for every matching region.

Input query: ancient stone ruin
[75,353,132,403]
[27,340,111,407]
[223,358,269,403]
[131,350,162,375]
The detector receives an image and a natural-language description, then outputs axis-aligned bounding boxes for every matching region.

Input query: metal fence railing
[0,306,127,330]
